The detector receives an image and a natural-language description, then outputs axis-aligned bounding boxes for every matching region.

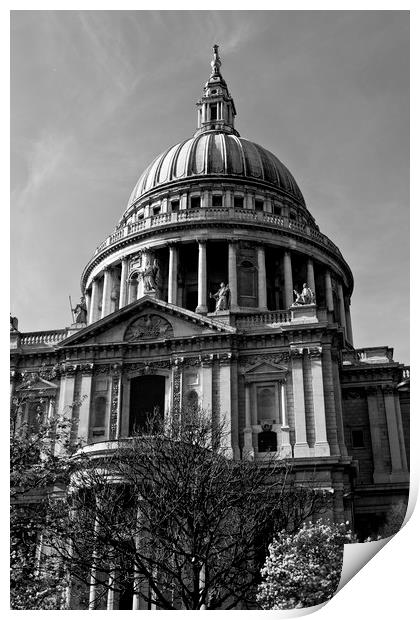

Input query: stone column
[107,568,119,610]
[279,380,292,457]
[77,365,93,442]
[168,244,178,305]
[101,268,112,318]
[337,283,347,339]
[321,346,340,456]
[291,349,310,457]
[89,278,100,324]
[228,242,238,310]
[219,355,233,457]
[345,298,354,346]
[383,386,408,482]
[243,383,254,459]
[394,392,409,472]
[309,347,330,456]
[55,365,77,456]
[85,289,91,322]
[201,359,213,415]
[306,257,316,296]
[119,258,129,309]
[283,250,294,308]
[196,240,208,314]
[325,270,334,312]
[257,245,267,310]
[332,353,348,456]
[366,387,389,483]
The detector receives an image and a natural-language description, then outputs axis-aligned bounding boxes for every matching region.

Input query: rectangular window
[255,199,264,212]
[190,196,201,209]
[171,200,179,212]
[351,429,365,448]
[210,104,218,121]
[212,195,223,207]
[273,205,282,216]
[234,196,244,209]
[153,206,161,215]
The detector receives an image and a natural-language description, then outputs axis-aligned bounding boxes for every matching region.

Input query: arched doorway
[129,375,166,435]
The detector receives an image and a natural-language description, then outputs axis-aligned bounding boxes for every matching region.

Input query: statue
[73,296,88,324]
[140,256,159,292]
[10,314,18,332]
[210,282,230,312]
[293,283,315,306]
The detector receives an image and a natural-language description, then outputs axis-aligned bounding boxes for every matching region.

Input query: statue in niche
[210,282,231,312]
[293,283,315,305]
[73,296,88,324]
[140,255,160,293]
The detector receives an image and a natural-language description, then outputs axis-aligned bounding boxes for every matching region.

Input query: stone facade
[10,46,409,609]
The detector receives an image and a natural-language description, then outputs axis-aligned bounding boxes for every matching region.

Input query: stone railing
[236,310,291,330]
[20,330,68,346]
[93,207,342,257]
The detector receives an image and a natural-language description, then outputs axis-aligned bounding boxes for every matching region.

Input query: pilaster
[101,268,112,318]
[309,347,330,456]
[366,386,389,483]
[382,386,409,482]
[168,244,179,305]
[290,348,310,457]
[119,258,129,309]
[78,364,94,443]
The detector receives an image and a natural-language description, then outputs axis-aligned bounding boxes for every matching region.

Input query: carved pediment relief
[125,314,174,341]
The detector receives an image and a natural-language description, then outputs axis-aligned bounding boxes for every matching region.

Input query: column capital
[196,238,207,246]
[80,363,94,375]
[290,347,304,358]
[61,363,78,376]
[308,346,322,358]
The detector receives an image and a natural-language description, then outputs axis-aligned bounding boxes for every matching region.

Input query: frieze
[125,360,171,374]
[125,314,174,341]
[342,390,364,400]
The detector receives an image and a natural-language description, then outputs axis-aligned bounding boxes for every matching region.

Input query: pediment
[244,361,288,375]
[58,296,235,347]
[16,376,58,393]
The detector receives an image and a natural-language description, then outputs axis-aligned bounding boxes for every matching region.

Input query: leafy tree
[257,521,355,610]
[377,500,408,538]
[10,369,79,610]
[48,409,330,610]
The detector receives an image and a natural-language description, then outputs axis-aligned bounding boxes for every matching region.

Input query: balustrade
[236,310,291,329]
[92,207,342,259]
[21,330,67,346]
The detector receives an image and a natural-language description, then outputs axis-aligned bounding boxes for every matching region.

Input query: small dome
[126,131,305,209]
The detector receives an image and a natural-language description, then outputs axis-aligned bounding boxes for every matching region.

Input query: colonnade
[85,241,353,344]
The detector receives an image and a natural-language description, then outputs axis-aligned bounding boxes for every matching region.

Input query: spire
[194,45,239,137]
[210,44,222,77]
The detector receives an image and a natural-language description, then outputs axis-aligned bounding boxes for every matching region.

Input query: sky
[10,10,410,364]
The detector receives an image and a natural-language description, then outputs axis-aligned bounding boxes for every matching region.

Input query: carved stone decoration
[125,360,171,373]
[239,352,291,370]
[308,346,322,358]
[125,314,174,341]
[172,365,182,415]
[109,373,120,440]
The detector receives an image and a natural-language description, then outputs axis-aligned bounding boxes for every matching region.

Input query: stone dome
[126,132,305,210]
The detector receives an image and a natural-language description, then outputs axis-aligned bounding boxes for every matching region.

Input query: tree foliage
[257,521,355,610]
[47,409,330,610]
[10,371,77,610]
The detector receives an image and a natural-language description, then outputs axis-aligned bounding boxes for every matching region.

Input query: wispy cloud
[12,132,74,212]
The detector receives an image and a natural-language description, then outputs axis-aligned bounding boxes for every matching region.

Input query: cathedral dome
[126,132,306,210]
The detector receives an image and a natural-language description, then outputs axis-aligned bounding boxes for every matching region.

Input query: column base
[373,472,390,484]
[195,305,208,314]
[314,442,331,457]
[390,470,410,483]
[294,442,310,457]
